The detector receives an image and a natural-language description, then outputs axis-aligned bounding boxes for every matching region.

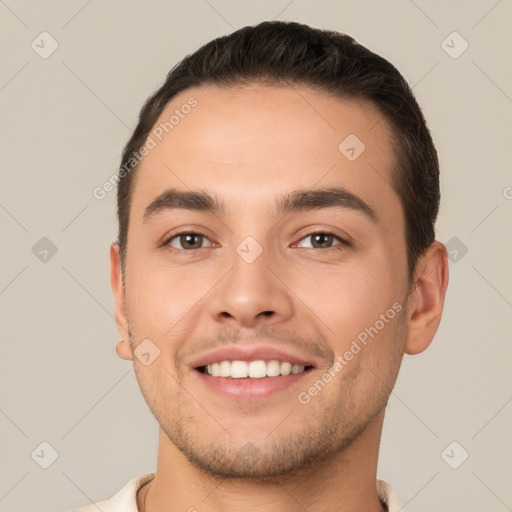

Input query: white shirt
[72,473,405,511]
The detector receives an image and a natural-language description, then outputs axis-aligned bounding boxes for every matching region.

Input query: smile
[198,359,312,379]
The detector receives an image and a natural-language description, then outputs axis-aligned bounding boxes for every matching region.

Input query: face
[115,84,413,479]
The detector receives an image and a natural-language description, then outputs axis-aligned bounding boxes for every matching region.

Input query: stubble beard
[129,307,407,482]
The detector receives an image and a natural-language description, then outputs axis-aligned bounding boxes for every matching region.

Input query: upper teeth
[205,360,306,379]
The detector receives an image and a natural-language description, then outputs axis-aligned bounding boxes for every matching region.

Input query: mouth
[196,359,314,379]
[189,345,318,400]
[192,359,315,401]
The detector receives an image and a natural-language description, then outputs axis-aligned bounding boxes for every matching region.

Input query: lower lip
[194,369,313,401]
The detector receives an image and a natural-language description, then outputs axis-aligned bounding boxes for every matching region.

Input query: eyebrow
[143,186,378,223]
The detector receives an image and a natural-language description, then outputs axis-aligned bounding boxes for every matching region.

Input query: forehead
[131,83,400,224]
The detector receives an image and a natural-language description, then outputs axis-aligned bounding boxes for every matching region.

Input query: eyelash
[162,230,350,253]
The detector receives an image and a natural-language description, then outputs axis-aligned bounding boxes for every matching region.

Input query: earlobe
[116,339,134,361]
[404,241,449,355]
[110,242,130,342]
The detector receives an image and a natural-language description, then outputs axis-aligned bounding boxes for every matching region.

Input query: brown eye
[167,232,213,250]
[296,232,347,249]
[311,233,334,249]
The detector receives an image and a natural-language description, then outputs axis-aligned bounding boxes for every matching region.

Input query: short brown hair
[117,20,440,283]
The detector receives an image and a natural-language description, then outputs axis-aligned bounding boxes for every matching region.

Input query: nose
[209,247,294,328]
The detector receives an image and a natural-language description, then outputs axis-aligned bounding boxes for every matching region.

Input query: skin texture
[110,84,449,512]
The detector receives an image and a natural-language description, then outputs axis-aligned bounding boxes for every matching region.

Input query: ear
[405,241,449,355]
[110,242,133,361]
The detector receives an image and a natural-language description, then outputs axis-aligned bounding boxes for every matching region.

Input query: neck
[138,410,387,512]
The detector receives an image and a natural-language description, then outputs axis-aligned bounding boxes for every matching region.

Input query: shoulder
[377,479,405,512]
[72,472,156,512]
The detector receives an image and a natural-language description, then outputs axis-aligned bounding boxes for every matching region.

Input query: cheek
[125,257,201,326]
[289,258,407,392]
[292,258,400,343]
[134,360,184,420]
[124,258,220,370]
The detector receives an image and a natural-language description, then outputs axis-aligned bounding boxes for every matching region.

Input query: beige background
[1,1,511,511]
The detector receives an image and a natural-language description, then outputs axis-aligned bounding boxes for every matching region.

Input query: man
[76,20,449,512]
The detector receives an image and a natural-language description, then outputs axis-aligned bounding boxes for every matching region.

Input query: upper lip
[190,345,317,369]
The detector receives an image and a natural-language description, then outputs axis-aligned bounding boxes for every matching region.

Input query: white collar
[79,472,405,512]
